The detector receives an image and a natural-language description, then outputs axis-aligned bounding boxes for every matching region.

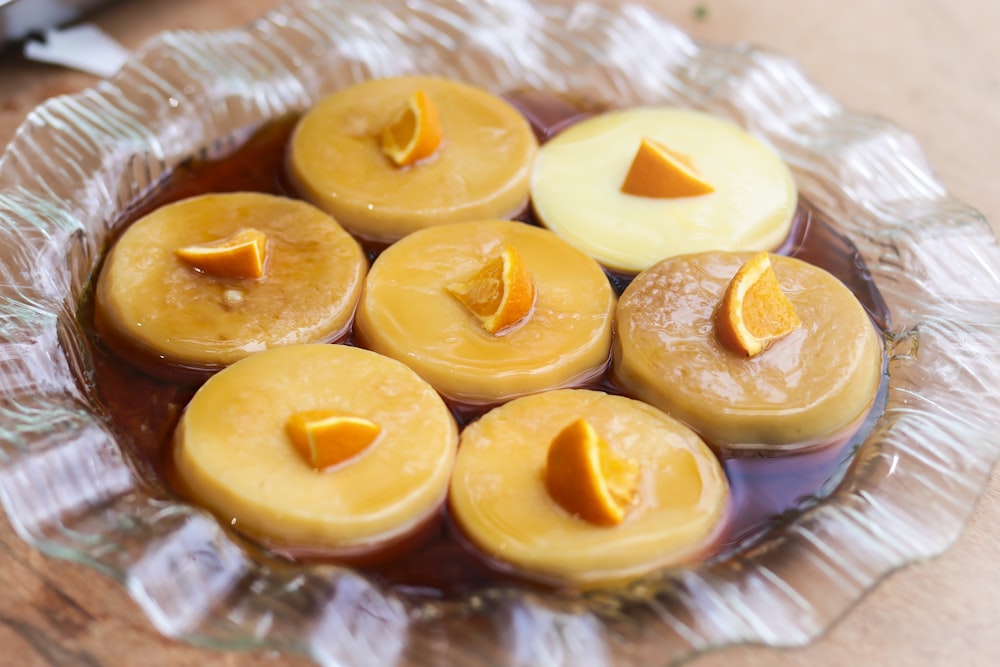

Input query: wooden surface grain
[1,0,999,665]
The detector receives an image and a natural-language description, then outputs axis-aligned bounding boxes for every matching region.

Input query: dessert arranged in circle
[354,219,616,404]
[173,343,458,555]
[288,76,538,243]
[449,389,730,586]
[94,192,366,379]
[86,79,890,592]
[530,107,798,272]
[613,251,883,450]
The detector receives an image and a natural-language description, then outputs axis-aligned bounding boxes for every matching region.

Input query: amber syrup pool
[83,91,891,600]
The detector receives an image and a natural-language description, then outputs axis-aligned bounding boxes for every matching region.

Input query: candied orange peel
[446,245,536,334]
[175,228,268,280]
[285,409,381,470]
[715,251,802,357]
[620,137,714,198]
[544,418,639,526]
[380,89,443,167]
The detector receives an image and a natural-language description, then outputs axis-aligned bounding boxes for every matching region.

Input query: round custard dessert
[530,107,798,273]
[288,76,538,243]
[449,389,730,586]
[613,251,883,450]
[354,220,616,405]
[95,192,366,379]
[173,344,458,555]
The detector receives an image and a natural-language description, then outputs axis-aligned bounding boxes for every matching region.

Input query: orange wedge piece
[380,89,443,167]
[446,245,536,334]
[716,251,802,357]
[620,137,714,198]
[544,418,640,526]
[175,228,268,280]
[285,409,381,470]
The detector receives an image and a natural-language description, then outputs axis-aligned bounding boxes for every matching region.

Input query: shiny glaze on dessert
[173,344,458,554]
[82,91,890,599]
[614,251,884,449]
[449,389,731,587]
[288,77,538,243]
[94,192,367,380]
[354,219,616,405]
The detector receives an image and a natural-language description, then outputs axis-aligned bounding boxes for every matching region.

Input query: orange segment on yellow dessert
[174,344,458,553]
[175,227,268,280]
[620,137,715,198]
[613,251,882,450]
[531,107,797,272]
[354,220,615,404]
[544,418,639,526]
[449,389,729,586]
[446,244,535,334]
[380,89,443,167]
[716,251,802,357]
[289,76,537,243]
[94,192,367,378]
[285,410,381,470]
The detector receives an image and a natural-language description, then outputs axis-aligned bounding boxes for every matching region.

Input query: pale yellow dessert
[449,389,730,586]
[289,76,538,243]
[353,220,616,404]
[94,192,366,377]
[174,344,458,552]
[530,107,798,272]
[613,251,883,449]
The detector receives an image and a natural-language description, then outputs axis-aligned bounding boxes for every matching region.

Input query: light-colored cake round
[289,76,538,243]
[449,389,730,586]
[173,344,458,553]
[95,192,366,377]
[354,220,616,404]
[613,251,883,449]
[530,107,798,272]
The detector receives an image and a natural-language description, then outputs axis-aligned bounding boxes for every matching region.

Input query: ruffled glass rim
[1,1,999,665]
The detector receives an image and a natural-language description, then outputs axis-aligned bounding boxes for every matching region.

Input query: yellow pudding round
[289,76,538,243]
[613,251,883,450]
[174,344,458,552]
[449,389,730,586]
[530,107,798,272]
[95,192,366,378]
[354,220,616,404]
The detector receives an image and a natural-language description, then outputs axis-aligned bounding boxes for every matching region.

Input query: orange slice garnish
[175,228,268,280]
[620,137,714,198]
[715,251,802,357]
[446,245,536,334]
[285,409,381,470]
[544,418,639,526]
[380,89,443,167]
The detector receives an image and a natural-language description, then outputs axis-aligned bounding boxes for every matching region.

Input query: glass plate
[1,1,998,665]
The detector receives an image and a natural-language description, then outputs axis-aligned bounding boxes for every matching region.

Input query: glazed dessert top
[449,389,729,585]
[95,192,366,374]
[174,343,458,550]
[288,76,538,242]
[354,219,616,404]
[614,251,882,448]
[530,107,798,272]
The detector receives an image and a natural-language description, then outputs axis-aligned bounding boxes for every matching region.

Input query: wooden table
[1,1,998,665]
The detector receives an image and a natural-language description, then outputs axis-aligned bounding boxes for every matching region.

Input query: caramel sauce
[83,92,890,600]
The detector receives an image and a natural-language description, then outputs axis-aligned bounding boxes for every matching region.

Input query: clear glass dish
[1,1,998,665]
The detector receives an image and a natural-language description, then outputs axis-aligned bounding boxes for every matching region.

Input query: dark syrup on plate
[82,92,891,600]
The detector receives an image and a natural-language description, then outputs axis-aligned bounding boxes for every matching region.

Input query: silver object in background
[0,0,114,47]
